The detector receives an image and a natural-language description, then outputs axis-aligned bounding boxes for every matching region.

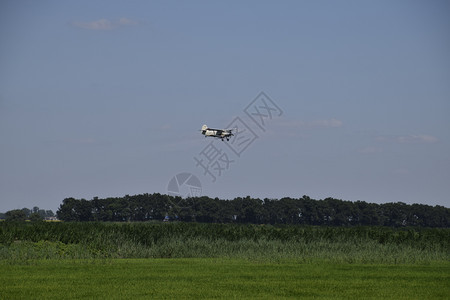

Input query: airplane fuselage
[201,125,233,141]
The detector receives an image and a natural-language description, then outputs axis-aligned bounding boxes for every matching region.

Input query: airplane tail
[201,125,208,131]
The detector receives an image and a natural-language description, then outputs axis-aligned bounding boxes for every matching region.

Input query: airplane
[201,124,235,141]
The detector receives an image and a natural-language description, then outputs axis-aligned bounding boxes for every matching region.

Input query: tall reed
[1,222,448,263]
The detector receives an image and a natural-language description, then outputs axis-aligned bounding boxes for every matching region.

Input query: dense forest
[55,194,449,227]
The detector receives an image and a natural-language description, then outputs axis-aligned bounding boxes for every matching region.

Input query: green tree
[232,196,264,223]
[45,210,55,218]
[21,207,31,217]
[5,209,27,222]
[29,212,43,222]
[57,198,79,221]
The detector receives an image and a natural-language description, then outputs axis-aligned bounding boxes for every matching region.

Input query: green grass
[1,259,449,299]
[1,222,449,263]
[1,223,449,298]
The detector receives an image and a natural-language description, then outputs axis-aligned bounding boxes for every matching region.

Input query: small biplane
[200,124,235,141]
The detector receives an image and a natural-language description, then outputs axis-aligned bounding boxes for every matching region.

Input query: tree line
[55,194,450,227]
[1,207,55,222]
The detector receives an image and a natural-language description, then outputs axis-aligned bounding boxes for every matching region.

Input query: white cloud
[309,118,343,128]
[396,135,438,144]
[275,118,343,129]
[72,18,138,30]
[118,18,138,26]
[376,134,438,144]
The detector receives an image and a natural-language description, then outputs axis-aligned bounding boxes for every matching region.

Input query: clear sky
[1,0,449,213]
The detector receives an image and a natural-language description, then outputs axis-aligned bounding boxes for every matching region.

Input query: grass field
[1,222,449,298]
[1,222,449,263]
[1,259,449,299]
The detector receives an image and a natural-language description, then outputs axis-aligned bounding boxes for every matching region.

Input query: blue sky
[1,0,449,212]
